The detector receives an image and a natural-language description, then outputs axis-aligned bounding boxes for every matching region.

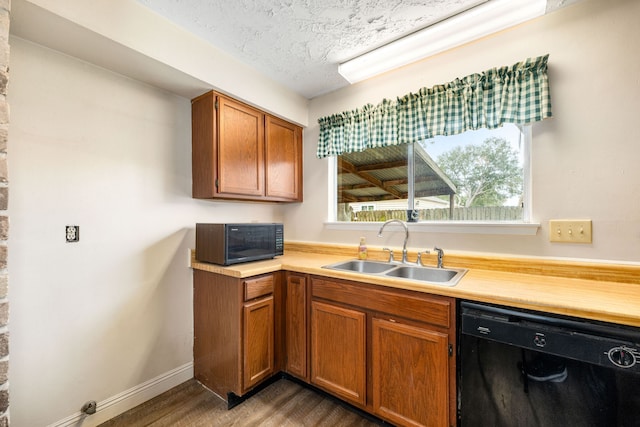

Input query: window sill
[324,221,541,236]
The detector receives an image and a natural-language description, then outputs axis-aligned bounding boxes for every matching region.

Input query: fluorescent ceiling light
[338,0,547,84]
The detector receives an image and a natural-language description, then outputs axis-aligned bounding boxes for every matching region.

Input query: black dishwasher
[459,301,640,427]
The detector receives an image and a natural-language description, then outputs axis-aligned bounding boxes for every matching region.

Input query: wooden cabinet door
[285,273,307,379]
[243,296,274,391]
[372,317,450,427]
[192,91,303,202]
[265,115,302,201]
[217,95,265,197]
[311,301,366,406]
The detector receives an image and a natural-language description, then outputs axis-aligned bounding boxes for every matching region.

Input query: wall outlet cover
[66,225,80,243]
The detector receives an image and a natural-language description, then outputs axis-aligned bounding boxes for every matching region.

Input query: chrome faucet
[378,219,409,264]
[434,247,444,268]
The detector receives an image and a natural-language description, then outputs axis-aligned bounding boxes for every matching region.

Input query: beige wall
[11,0,309,126]
[8,37,285,426]
[288,0,640,263]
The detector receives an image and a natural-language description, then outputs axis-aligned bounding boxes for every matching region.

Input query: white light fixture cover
[338,0,547,83]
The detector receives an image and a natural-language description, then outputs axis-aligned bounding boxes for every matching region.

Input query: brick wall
[0,0,9,425]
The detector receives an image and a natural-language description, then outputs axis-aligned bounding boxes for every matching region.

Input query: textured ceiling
[135,0,485,99]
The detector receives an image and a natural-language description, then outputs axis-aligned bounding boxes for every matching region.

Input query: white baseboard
[48,362,194,427]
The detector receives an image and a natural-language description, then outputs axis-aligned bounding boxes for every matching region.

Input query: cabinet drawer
[311,276,452,328]
[244,275,274,301]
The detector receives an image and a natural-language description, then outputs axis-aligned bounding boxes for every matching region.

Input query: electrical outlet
[549,219,592,243]
[66,225,80,243]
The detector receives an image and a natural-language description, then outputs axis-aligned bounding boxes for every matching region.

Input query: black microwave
[195,223,284,266]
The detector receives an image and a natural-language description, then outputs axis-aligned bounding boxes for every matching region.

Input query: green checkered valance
[317,55,551,158]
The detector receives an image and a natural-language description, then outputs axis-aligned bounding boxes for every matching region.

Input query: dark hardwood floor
[99,378,383,426]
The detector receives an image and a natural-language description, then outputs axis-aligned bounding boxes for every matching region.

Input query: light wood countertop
[190,243,640,328]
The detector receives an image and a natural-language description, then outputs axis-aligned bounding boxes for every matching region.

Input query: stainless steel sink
[322,260,396,274]
[384,265,464,284]
[322,259,467,286]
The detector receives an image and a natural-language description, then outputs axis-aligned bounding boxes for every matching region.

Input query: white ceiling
[134,0,487,99]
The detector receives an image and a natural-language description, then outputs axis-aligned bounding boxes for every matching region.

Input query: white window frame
[325,125,540,236]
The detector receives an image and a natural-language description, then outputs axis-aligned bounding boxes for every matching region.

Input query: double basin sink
[322,259,467,287]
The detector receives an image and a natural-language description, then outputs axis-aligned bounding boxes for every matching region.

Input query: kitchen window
[335,123,530,224]
[319,55,550,234]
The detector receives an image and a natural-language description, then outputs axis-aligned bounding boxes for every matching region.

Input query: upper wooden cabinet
[216,95,265,197]
[191,91,303,202]
[265,115,303,201]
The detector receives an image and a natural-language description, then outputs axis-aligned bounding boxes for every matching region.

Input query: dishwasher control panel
[461,301,640,373]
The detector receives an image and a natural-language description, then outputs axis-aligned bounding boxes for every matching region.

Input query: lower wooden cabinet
[193,269,455,425]
[193,270,278,400]
[311,301,366,406]
[284,273,308,380]
[243,296,275,389]
[309,275,456,427]
[372,317,450,427]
